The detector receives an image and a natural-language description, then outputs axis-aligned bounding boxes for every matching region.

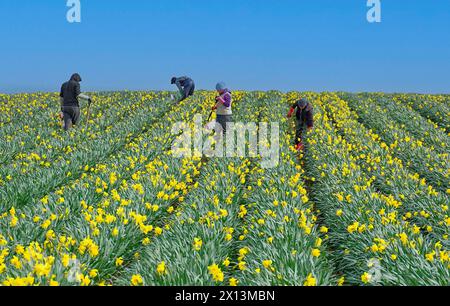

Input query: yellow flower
[361,272,372,284]
[62,254,71,267]
[157,261,166,275]
[89,269,98,278]
[142,237,151,245]
[193,238,203,251]
[229,278,238,286]
[10,215,18,227]
[154,227,163,235]
[336,209,343,217]
[311,249,321,257]
[315,238,323,247]
[223,258,230,267]
[239,247,249,257]
[262,260,273,269]
[131,274,144,286]
[219,209,228,217]
[115,257,124,267]
[398,232,408,245]
[338,277,345,286]
[319,226,328,233]
[34,263,51,277]
[80,274,91,286]
[347,221,359,233]
[208,264,224,282]
[425,251,435,262]
[303,273,316,286]
[112,227,119,237]
[10,256,22,269]
[238,261,246,271]
[445,217,450,226]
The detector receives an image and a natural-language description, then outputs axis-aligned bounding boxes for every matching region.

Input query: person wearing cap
[59,73,92,131]
[171,76,195,103]
[287,98,314,151]
[212,82,232,134]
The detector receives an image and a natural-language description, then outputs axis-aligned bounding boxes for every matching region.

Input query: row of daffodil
[0,92,177,212]
[0,93,58,129]
[114,92,266,286]
[304,93,449,285]
[369,94,448,155]
[0,92,108,165]
[0,92,170,191]
[392,94,449,133]
[0,91,226,285]
[232,92,335,286]
[0,93,62,164]
[319,93,449,247]
[341,93,449,194]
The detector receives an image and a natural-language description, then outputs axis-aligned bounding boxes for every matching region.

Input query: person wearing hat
[59,73,92,131]
[287,98,314,151]
[212,82,232,134]
[171,76,195,103]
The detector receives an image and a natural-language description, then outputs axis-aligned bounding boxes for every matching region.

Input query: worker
[171,76,195,103]
[287,98,314,151]
[212,82,232,134]
[59,73,92,131]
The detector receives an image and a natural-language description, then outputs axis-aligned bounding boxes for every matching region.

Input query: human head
[70,73,82,82]
[298,99,308,109]
[216,82,227,94]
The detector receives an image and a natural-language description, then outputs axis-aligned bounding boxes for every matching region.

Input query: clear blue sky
[0,0,449,93]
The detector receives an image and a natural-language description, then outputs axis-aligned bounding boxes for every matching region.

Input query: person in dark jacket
[171,76,195,103]
[59,73,92,131]
[287,98,314,151]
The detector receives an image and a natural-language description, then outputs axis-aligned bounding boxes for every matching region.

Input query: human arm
[59,85,64,106]
[287,102,297,118]
[306,109,314,131]
[75,83,92,104]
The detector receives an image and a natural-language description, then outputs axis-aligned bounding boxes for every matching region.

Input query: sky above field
[0,0,449,93]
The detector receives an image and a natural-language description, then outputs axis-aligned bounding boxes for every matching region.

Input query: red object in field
[296,142,304,151]
[287,107,295,118]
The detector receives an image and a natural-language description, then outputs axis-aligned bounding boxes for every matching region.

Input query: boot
[296,142,304,151]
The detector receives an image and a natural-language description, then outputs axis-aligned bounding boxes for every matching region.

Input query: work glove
[287,107,295,118]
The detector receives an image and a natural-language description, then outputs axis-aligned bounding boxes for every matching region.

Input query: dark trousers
[62,106,80,131]
[182,81,195,99]
[295,120,306,145]
[217,115,232,134]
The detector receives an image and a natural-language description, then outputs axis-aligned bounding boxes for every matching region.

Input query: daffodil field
[0,91,449,286]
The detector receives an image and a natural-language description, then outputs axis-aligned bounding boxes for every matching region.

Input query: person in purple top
[212,82,232,134]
